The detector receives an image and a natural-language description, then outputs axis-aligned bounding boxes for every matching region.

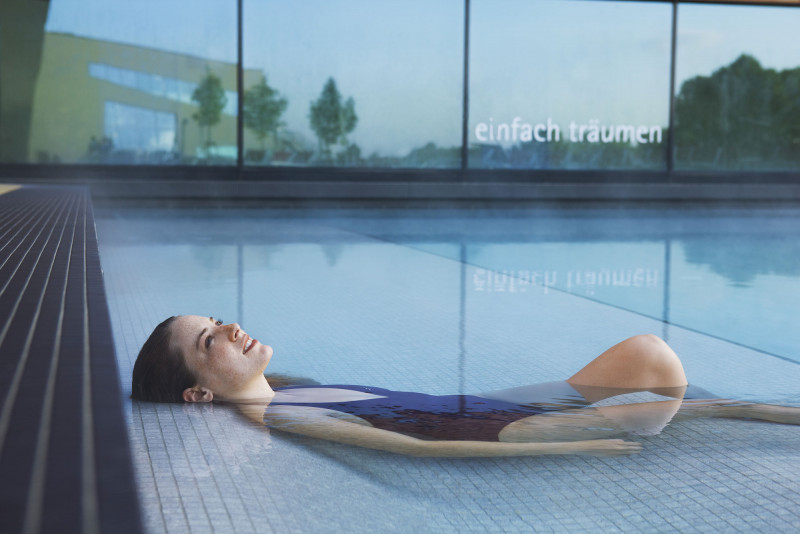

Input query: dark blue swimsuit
[272,385,573,441]
[271,384,713,442]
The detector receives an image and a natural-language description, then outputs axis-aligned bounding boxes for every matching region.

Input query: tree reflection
[192,69,228,156]
[469,137,665,170]
[675,54,800,170]
[682,237,800,286]
[309,78,358,164]
[243,76,288,162]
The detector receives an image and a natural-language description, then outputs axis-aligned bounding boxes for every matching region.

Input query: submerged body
[267,382,716,441]
[270,384,575,442]
[133,315,800,457]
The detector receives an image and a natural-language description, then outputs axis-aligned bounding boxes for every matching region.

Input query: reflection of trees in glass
[336,143,362,166]
[470,138,664,170]
[242,74,461,168]
[675,54,800,170]
[682,237,800,286]
[192,69,228,150]
[243,76,288,158]
[309,77,357,162]
[316,142,459,168]
[401,143,461,168]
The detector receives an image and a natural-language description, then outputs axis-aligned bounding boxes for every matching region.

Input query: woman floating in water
[132,316,799,457]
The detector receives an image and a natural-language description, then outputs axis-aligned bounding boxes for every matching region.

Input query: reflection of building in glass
[103,102,176,153]
[29,33,260,164]
[88,63,238,116]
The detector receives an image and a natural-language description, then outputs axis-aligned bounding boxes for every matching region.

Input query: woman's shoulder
[273,384,394,396]
[272,384,392,404]
[264,373,320,389]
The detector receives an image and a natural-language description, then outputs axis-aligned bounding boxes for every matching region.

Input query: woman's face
[170,315,273,400]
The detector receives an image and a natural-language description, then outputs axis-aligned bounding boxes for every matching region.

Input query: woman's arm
[263,405,641,457]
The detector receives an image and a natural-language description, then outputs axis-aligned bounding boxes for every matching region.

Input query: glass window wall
[3,0,800,176]
[242,0,464,168]
[468,0,672,170]
[674,4,800,171]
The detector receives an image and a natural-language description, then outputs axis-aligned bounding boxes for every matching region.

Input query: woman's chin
[247,341,273,359]
[259,344,274,368]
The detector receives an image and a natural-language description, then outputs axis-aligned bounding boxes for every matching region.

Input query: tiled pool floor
[96,203,800,533]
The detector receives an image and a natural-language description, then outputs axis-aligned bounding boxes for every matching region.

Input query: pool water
[96,202,800,533]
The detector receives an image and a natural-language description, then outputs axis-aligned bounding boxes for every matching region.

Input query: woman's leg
[567,334,688,391]
[479,335,687,406]
[483,336,689,440]
[676,400,800,425]
[561,335,688,435]
[494,336,800,442]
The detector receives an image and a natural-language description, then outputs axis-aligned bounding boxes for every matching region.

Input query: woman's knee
[569,334,686,388]
[624,334,671,355]
[623,335,679,364]
[622,335,686,385]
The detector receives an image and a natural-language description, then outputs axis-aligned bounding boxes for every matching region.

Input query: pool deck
[0,186,141,534]
[96,204,800,533]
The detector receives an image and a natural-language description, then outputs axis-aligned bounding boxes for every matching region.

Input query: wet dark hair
[131,316,197,403]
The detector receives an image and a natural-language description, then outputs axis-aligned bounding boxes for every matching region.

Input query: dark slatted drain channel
[0,186,142,534]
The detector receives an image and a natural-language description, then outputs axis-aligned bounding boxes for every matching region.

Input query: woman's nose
[224,323,242,340]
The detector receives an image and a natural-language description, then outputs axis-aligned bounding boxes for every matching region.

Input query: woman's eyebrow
[196,317,217,350]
